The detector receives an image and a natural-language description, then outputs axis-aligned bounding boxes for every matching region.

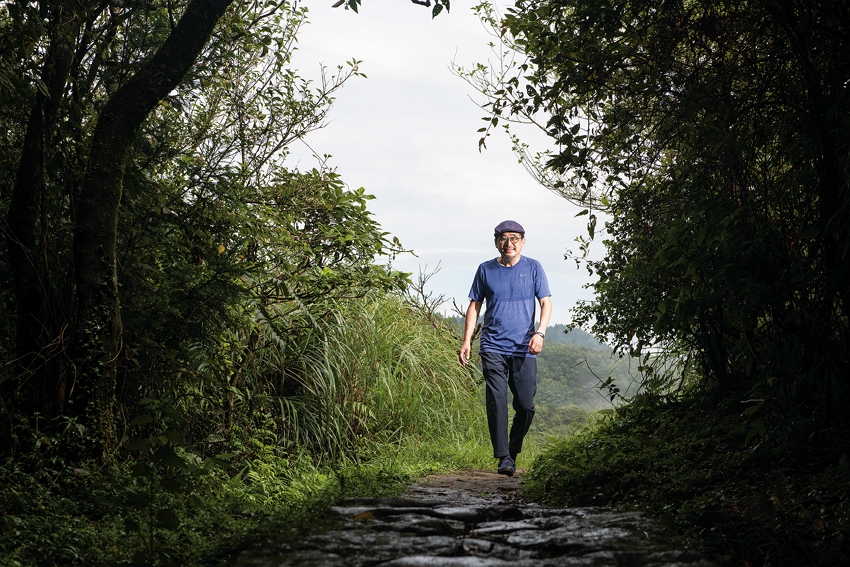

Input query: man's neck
[497,254,522,267]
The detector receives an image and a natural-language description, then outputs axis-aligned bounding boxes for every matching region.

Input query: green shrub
[524,395,850,566]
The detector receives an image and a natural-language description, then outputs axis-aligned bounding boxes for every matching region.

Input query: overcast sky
[288,1,601,325]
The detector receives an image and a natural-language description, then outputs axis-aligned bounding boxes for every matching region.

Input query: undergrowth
[524,395,850,566]
[1,292,492,566]
[1,428,490,567]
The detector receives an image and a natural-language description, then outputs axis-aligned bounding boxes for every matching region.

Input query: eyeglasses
[498,235,522,245]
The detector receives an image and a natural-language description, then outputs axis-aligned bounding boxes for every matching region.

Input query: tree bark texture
[72,0,235,459]
[3,4,80,426]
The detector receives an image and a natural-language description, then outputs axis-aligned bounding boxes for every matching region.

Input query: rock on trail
[234,469,715,567]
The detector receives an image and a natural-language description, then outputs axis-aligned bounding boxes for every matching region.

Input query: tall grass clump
[309,295,487,460]
[172,289,489,469]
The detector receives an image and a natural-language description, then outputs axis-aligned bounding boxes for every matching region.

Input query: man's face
[495,232,525,260]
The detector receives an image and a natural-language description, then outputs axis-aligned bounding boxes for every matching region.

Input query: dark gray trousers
[480,352,537,460]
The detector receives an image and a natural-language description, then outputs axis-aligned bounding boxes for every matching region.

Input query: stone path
[234,469,715,567]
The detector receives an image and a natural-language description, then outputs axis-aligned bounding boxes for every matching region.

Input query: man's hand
[530,296,552,355]
[459,343,471,366]
[528,333,544,355]
[459,301,481,366]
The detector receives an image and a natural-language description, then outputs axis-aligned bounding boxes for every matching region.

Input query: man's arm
[528,296,552,355]
[459,300,482,366]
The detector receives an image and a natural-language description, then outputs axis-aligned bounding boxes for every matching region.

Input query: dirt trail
[234,469,715,566]
[412,469,524,504]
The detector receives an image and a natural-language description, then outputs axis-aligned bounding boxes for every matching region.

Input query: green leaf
[160,476,188,493]
[161,406,186,425]
[123,489,151,509]
[163,428,184,446]
[203,457,226,471]
[800,224,820,240]
[154,445,187,469]
[156,509,181,530]
[125,438,151,452]
[124,518,141,533]
[128,414,154,427]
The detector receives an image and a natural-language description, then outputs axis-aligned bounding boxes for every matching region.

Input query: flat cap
[494,220,525,237]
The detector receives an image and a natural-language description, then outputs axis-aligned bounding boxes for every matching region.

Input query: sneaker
[497,456,516,477]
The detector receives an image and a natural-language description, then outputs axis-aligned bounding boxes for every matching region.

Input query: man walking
[459,220,552,476]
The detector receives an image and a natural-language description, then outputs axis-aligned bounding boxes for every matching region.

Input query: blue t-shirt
[468,256,551,357]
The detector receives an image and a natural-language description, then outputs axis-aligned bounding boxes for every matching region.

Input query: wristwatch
[535,331,545,338]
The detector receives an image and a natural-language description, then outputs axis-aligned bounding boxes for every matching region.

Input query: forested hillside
[533,341,622,436]
[530,327,635,438]
[544,324,605,349]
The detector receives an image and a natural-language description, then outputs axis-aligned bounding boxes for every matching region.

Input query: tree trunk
[2,4,80,436]
[71,0,235,460]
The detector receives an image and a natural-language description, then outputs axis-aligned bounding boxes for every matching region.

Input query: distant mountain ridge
[442,317,608,350]
[544,324,607,350]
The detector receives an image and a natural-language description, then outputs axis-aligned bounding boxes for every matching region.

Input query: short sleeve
[468,264,486,302]
[534,260,551,299]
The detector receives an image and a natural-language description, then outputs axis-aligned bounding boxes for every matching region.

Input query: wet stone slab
[233,469,716,567]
